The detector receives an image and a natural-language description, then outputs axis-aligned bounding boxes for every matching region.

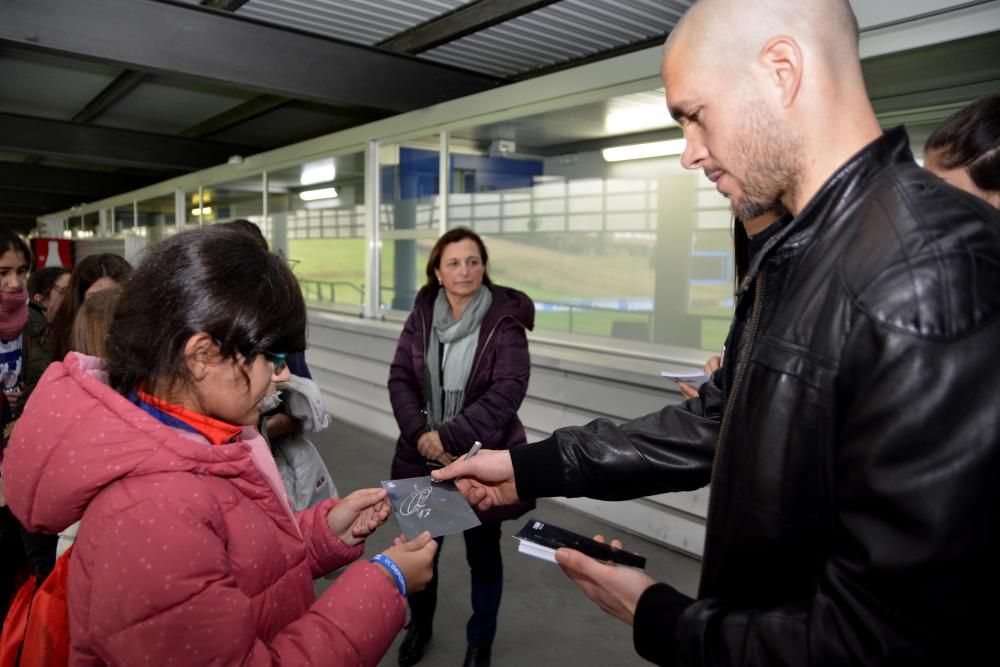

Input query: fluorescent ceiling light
[604,109,678,134]
[299,187,338,201]
[300,158,336,186]
[602,139,687,162]
[304,199,342,210]
[191,206,212,216]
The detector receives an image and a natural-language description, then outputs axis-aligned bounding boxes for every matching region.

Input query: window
[445,89,733,351]
[379,137,441,312]
[268,153,367,312]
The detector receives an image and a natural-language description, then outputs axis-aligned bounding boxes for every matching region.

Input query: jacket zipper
[701,271,765,588]
[262,434,301,536]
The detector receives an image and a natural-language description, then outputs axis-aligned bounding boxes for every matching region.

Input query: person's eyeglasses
[50,285,68,296]
[262,351,287,373]
[276,250,300,270]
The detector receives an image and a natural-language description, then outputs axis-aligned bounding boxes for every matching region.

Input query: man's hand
[431,449,519,510]
[704,355,722,376]
[676,381,700,400]
[326,488,391,546]
[555,535,656,626]
[677,355,722,399]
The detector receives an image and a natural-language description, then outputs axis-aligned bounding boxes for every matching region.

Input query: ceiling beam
[0,113,254,171]
[0,0,503,113]
[378,0,561,54]
[71,70,147,125]
[178,95,290,139]
[200,0,251,10]
[0,188,83,211]
[0,163,159,197]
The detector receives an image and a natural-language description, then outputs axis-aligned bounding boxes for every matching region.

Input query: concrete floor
[313,419,701,667]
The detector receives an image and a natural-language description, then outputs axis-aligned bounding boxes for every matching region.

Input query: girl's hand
[326,488,392,546]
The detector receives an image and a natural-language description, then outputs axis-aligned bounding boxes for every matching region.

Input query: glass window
[267,152,366,312]
[136,193,176,244]
[379,136,441,312]
[185,189,207,229]
[203,176,265,224]
[448,89,734,352]
[113,204,135,234]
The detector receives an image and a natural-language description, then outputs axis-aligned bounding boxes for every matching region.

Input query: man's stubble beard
[731,103,802,221]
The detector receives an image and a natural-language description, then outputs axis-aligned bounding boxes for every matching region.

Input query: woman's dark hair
[424,227,493,290]
[219,219,268,250]
[107,225,306,396]
[48,253,133,361]
[924,95,1000,193]
[0,229,31,268]
[28,267,70,300]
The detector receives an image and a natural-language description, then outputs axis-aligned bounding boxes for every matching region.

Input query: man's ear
[183,333,218,382]
[31,294,46,305]
[759,36,803,109]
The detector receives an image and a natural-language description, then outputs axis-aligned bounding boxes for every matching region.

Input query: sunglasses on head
[262,350,287,373]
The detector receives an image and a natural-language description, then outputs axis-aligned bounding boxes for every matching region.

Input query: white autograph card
[380,476,481,539]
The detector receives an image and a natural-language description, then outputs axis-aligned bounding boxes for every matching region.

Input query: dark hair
[424,227,493,290]
[70,286,121,358]
[48,253,133,360]
[107,225,306,396]
[0,229,31,269]
[219,219,268,250]
[28,266,70,300]
[925,95,1000,193]
[732,219,749,286]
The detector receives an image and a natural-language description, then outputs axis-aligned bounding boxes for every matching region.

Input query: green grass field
[289,237,732,350]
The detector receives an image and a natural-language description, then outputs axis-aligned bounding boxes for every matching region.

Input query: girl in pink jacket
[3,226,437,666]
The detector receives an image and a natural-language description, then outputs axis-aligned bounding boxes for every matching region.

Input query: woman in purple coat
[389,227,534,667]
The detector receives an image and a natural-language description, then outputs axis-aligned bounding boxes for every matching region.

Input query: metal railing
[535,301,654,340]
[299,278,364,306]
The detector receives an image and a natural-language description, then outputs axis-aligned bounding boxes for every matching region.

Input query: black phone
[515,518,647,569]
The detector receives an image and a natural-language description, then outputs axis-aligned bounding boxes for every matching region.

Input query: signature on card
[400,487,433,519]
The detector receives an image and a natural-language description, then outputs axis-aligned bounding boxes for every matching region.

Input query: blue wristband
[370,554,407,597]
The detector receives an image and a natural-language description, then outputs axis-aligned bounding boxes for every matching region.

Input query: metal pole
[364,139,381,318]
[174,188,186,230]
[261,171,269,240]
[439,130,449,235]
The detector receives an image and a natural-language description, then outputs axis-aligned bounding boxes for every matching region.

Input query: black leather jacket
[511,128,1000,666]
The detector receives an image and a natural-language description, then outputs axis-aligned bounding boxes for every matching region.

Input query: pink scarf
[0,286,28,340]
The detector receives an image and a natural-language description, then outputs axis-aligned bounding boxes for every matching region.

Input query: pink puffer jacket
[2,353,405,666]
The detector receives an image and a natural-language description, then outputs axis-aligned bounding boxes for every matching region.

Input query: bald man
[435,0,1000,664]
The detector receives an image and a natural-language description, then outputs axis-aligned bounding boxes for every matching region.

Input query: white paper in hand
[661,370,711,387]
[381,475,481,539]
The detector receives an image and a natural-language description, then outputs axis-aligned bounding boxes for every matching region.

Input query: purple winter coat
[388,283,535,521]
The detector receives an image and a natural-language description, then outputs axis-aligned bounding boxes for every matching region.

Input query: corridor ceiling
[0,0,691,232]
[0,1,998,233]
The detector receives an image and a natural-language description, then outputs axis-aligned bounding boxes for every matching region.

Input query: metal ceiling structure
[0,0,691,232]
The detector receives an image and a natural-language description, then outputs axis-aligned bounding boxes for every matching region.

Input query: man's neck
[791,104,884,215]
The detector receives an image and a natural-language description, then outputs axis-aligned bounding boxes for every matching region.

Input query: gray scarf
[426,285,492,429]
